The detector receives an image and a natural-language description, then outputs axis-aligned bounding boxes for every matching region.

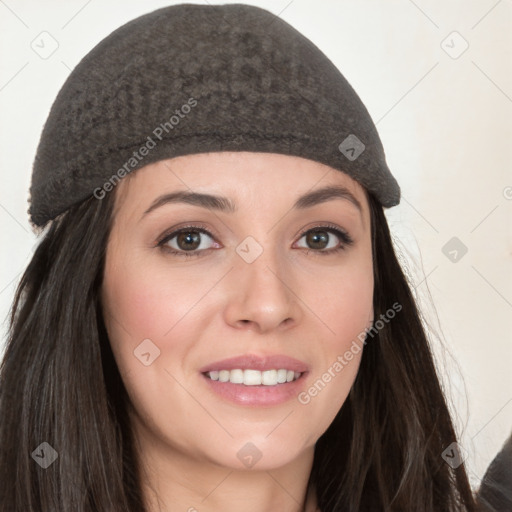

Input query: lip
[199,353,310,407]
[199,354,310,373]
[201,372,308,406]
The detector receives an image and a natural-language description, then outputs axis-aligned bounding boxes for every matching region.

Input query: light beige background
[0,0,511,489]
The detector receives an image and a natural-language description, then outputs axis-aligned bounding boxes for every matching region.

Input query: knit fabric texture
[29,3,401,227]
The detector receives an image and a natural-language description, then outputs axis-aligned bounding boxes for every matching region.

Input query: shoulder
[476,431,512,511]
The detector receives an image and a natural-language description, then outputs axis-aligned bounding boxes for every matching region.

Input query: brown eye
[175,231,202,251]
[157,226,217,258]
[295,225,354,255]
[304,230,330,250]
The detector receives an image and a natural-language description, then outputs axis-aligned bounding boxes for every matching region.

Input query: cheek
[102,251,206,345]
[296,256,373,441]
[101,252,225,393]
[329,272,373,345]
[100,250,174,378]
[325,259,373,384]
[100,257,207,428]
[311,253,374,351]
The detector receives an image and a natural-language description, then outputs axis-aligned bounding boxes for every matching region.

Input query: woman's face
[101,152,374,471]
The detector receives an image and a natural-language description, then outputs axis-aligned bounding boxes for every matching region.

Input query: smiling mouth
[203,369,303,386]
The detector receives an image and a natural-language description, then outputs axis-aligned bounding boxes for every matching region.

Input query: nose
[223,249,303,334]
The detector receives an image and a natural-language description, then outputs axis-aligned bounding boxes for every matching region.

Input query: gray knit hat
[29,3,400,227]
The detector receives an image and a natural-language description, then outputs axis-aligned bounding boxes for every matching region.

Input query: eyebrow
[141,184,363,219]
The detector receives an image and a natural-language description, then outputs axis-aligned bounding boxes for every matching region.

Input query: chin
[203,432,314,472]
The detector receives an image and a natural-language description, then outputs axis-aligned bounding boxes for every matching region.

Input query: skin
[101,152,374,512]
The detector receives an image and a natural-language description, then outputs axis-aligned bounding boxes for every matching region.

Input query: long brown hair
[0,187,477,511]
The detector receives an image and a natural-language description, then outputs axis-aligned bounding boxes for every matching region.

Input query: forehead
[113,151,369,220]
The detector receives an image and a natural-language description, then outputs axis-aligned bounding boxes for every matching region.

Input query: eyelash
[156,223,354,259]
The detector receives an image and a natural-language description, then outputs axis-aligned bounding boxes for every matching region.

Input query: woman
[0,4,477,511]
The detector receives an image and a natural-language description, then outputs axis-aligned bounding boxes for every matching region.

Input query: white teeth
[206,368,303,386]
[244,369,261,386]
[261,369,277,385]
[276,369,287,383]
[229,369,244,384]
